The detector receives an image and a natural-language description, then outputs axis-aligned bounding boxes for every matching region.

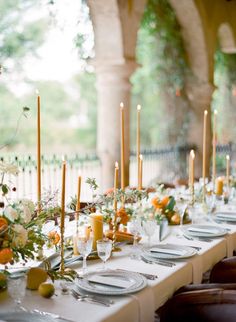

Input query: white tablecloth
[1,221,236,322]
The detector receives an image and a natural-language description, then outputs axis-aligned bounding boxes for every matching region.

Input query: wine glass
[128,218,142,260]
[142,219,157,247]
[96,239,112,270]
[8,274,26,311]
[77,228,93,276]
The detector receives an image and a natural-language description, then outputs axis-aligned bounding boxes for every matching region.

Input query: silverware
[71,289,111,307]
[73,288,114,305]
[183,235,212,242]
[33,309,75,322]
[141,256,175,267]
[115,268,158,280]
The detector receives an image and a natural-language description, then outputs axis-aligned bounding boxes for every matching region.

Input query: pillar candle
[212,110,217,188]
[138,154,143,190]
[215,177,223,196]
[120,102,125,190]
[226,155,230,190]
[36,91,41,211]
[137,104,141,188]
[90,213,103,250]
[114,162,119,212]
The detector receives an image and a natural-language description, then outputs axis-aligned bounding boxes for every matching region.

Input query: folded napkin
[187,227,219,234]
[216,213,236,220]
[150,247,184,256]
[88,275,135,289]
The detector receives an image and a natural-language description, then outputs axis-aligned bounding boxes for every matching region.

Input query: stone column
[95,60,137,191]
[185,80,215,179]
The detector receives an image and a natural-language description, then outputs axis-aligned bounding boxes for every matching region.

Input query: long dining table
[1,218,236,322]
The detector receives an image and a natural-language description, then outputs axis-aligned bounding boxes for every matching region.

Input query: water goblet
[8,274,26,311]
[128,218,142,260]
[96,238,112,270]
[77,229,93,276]
[142,219,157,247]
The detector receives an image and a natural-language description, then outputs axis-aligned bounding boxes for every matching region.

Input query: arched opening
[218,23,236,54]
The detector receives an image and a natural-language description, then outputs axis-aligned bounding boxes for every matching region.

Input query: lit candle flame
[35,89,39,95]
[115,161,119,169]
[204,110,208,115]
[190,150,195,159]
[214,110,218,115]
[226,155,230,160]
[139,154,143,161]
[120,102,124,109]
[137,104,141,111]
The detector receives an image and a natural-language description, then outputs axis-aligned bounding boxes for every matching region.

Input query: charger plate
[76,270,147,295]
[144,243,197,260]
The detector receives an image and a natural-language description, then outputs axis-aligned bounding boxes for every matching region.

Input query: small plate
[76,270,147,295]
[182,224,227,238]
[144,244,197,260]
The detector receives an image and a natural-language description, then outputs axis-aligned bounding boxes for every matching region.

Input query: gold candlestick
[60,161,66,273]
[138,154,143,190]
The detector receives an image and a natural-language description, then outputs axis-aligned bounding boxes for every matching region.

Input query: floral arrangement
[151,194,191,225]
[0,161,49,266]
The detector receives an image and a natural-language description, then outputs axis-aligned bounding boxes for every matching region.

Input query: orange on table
[161,196,170,207]
[0,248,13,265]
[151,196,170,209]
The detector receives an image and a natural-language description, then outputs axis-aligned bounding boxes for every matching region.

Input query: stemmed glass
[77,228,93,276]
[129,217,142,260]
[8,274,26,311]
[142,219,157,247]
[96,239,112,270]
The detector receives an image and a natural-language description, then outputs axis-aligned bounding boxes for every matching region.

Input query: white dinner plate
[182,224,227,238]
[144,243,197,260]
[215,212,236,222]
[76,270,147,295]
[0,311,66,322]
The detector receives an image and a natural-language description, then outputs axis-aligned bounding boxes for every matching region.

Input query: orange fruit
[160,196,170,207]
[116,207,129,225]
[48,231,60,245]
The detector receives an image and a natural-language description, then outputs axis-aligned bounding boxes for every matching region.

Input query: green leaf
[165,196,175,211]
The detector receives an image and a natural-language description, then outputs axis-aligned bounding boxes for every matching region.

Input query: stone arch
[218,23,236,54]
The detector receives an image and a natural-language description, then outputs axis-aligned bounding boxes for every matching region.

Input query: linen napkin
[187,227,219,234]
[150,247,184,256]
[88,275,135,289]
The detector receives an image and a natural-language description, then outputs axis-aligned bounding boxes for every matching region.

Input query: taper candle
[226,155,230,190]
[190,150,195,187]
[36,90,41,211]
[60,160,66,272]
[138,154,143,190]
[120,102,125,190]
[137,104,141,188]
[202,110,208,201]
[212,110,217,189]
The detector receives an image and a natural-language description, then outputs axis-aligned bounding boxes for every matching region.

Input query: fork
[141,256,175,267]
[183,235,212,242]
[71,289,111,307]
[73,288,114,305]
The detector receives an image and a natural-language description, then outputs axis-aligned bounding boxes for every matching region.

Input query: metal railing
[1,143,234,202]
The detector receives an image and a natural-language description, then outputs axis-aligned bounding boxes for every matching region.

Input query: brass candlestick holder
[190,185,195,206]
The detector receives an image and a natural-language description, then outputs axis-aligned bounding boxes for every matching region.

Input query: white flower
[0,161,19,175]
[12,224,28,247]
[21,205,32,224]
[4,206,18,221]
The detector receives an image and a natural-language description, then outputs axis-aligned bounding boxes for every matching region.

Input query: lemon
[38,282,55,298]
[27,267,48,290]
